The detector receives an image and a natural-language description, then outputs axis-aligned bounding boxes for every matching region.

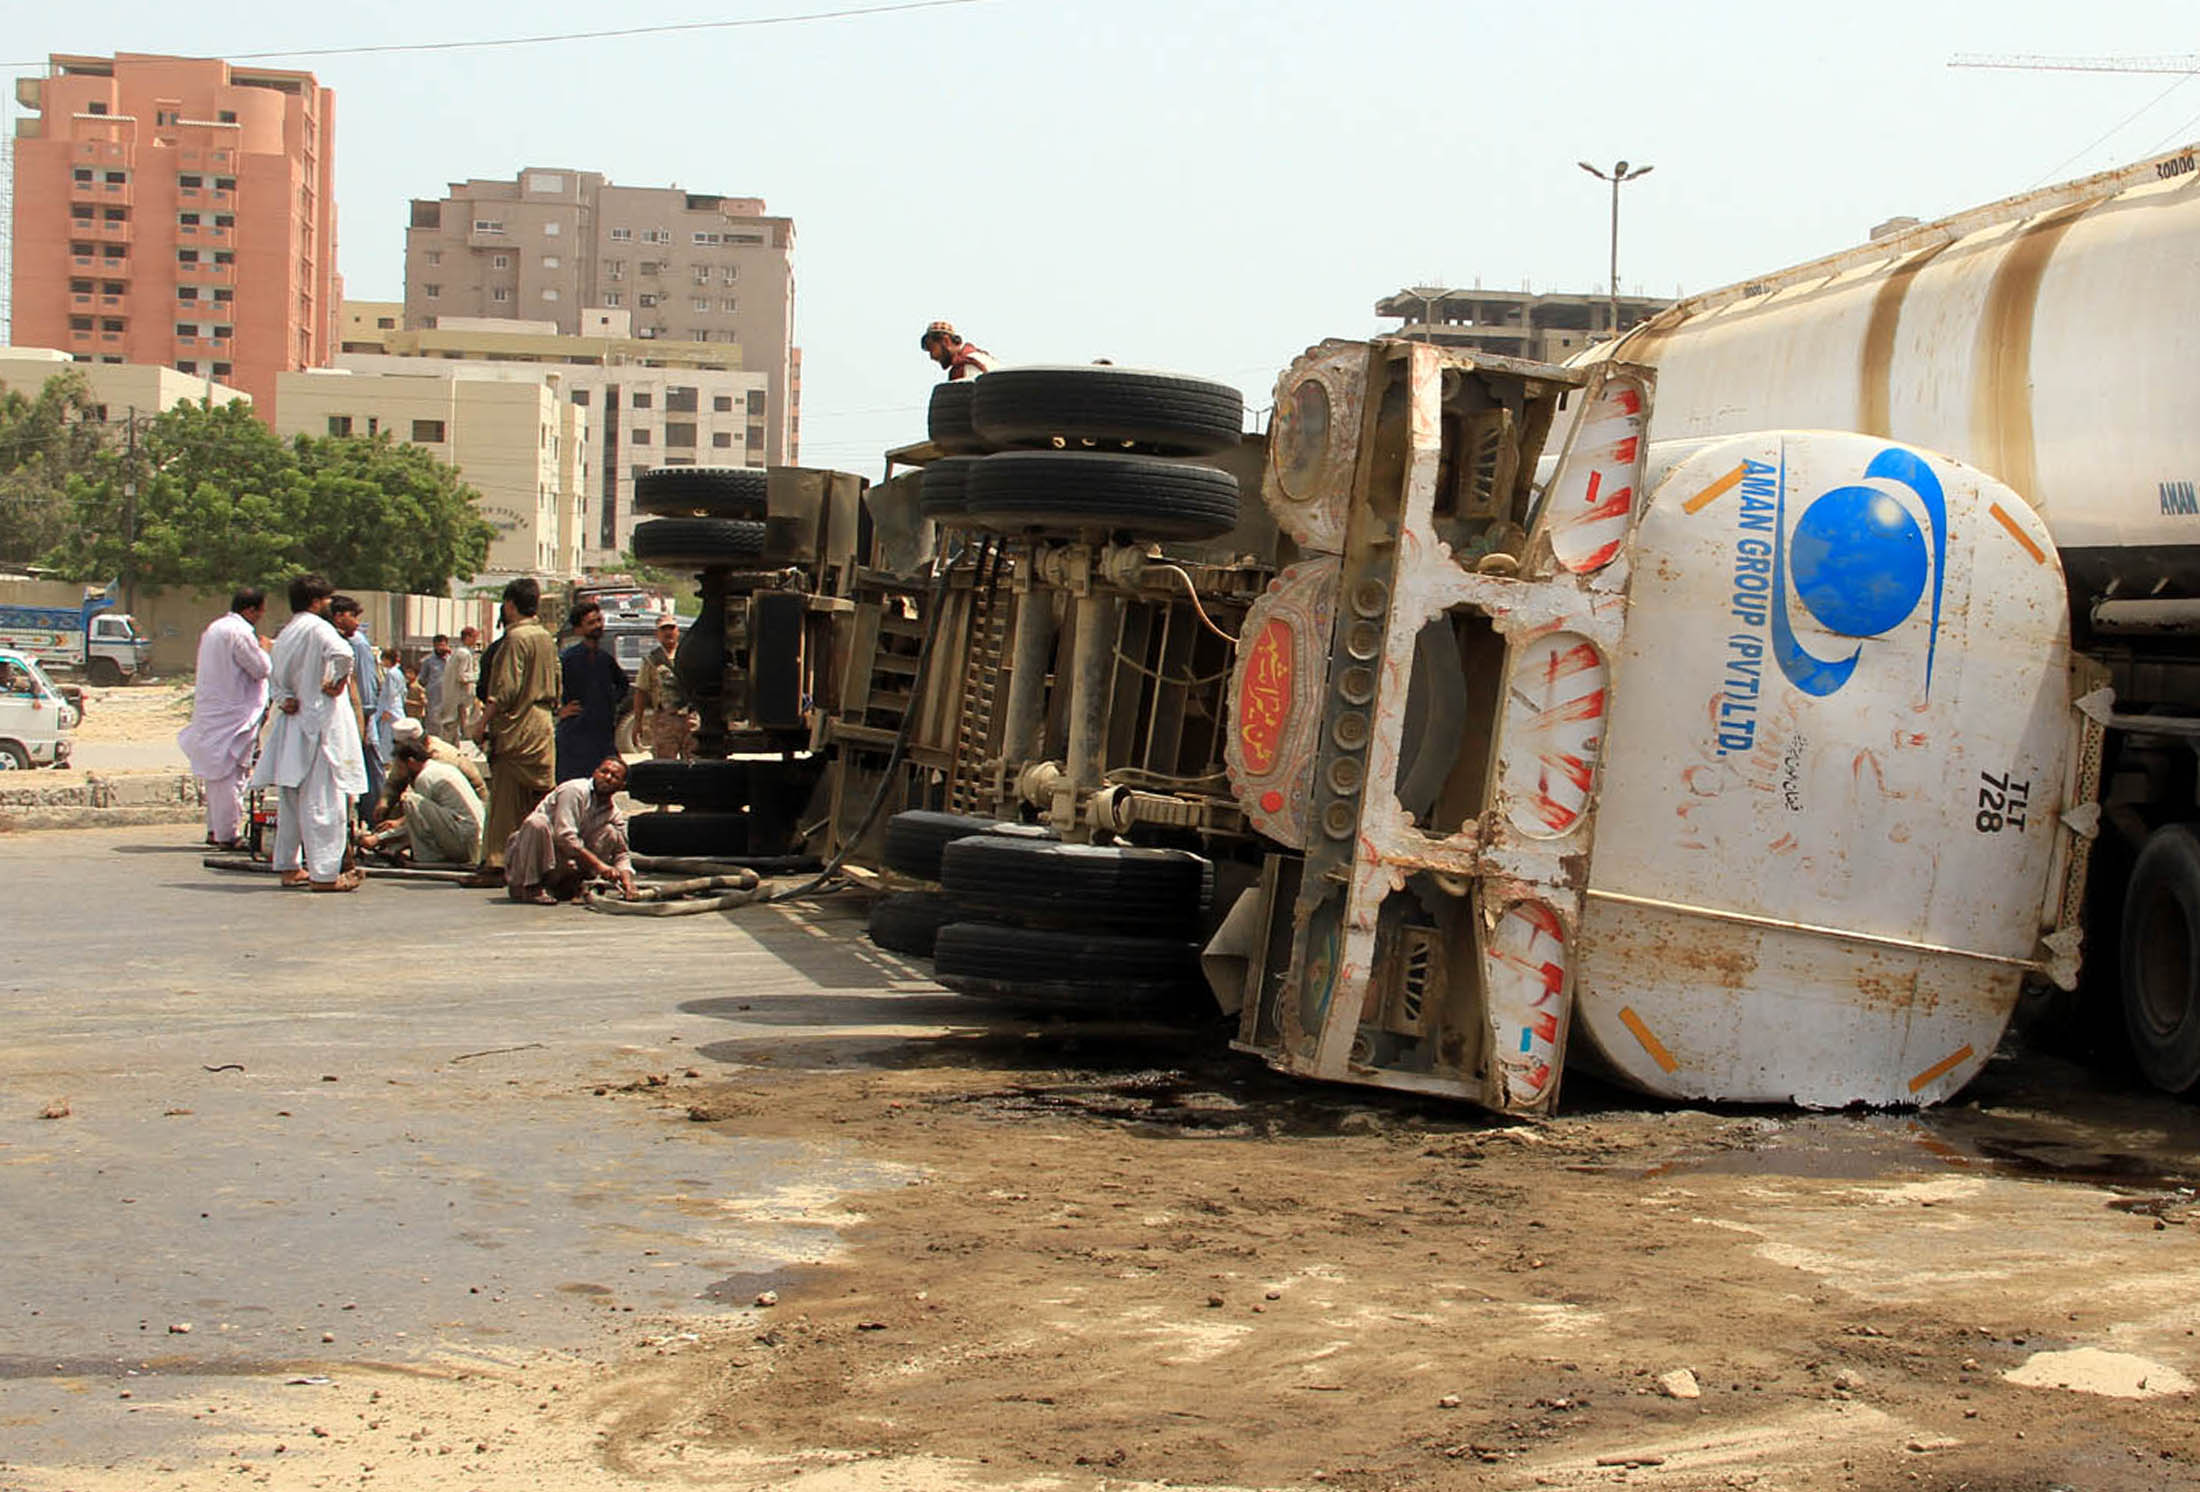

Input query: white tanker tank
[1573,143,2200,1094]
[1586,143,2200,617]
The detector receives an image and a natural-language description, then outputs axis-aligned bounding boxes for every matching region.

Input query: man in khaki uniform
[635,616,695,760]
[468,577,560,883]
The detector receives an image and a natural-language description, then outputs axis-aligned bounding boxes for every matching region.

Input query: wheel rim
[2134,879,2196,1040]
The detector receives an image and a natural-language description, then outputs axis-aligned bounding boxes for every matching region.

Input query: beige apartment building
[0,344,249,418]
[339,302,770,568]
[1375,285,1672,362]
[273,368,588,580]
[400,169,798,467]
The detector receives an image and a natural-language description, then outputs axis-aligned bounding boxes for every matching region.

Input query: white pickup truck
[0,647,79,769]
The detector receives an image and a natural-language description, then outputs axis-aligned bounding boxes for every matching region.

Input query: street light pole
[1578,158,1654,339]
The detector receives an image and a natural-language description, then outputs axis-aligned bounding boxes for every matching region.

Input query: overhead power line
[1951,53,2200,76]
[217,0,993,64]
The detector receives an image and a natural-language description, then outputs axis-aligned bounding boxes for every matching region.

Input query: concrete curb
[0,804,205,832]
[0,771,205,833]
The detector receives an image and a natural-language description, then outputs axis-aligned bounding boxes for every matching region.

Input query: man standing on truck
[920,320,995,381]
[176,587,272,851]
[465,578,559,887]
[251,574,367,893]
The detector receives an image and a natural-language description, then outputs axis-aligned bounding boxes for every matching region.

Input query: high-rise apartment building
[403,169,796,466]
[9,53,338,417]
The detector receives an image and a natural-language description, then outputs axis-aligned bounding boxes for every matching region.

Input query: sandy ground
[50,680,195,775]
[13,993,2200,1492]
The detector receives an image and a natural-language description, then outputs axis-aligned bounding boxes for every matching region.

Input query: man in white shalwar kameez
[250,574,369,891]
[175,587,271,849]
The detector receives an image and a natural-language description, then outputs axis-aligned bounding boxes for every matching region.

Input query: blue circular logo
[1788,485,1929,638]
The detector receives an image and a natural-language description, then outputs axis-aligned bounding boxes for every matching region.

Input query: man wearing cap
[384,716,486,804]
[633,616,694,760]
[355,738,485,867]
[920,320,994,381]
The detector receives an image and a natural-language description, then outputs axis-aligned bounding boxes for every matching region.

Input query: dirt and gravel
[17,1001,2200,1492]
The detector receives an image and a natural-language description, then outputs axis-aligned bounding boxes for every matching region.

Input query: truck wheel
[634,466,769,520]
[627,809,751,858]
[2120,824,2200,1092]
[919,457,975,520]
[867,890,957,957]
[940,836,1212,938]
[927,381,989,455]
[881,810,1052,881]
[933,922,1204,1016]
[632,517,767,569]
[964,451,1240,541]
[970,366,1244,457]
[0,741,27,770]
[87,658,123,686]
[625,758,750,810]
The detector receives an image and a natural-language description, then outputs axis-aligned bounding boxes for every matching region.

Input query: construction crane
[1950,54,2200,75]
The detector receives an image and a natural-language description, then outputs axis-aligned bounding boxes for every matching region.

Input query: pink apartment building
[9,53,337,417]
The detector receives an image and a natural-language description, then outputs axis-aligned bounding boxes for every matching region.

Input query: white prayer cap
[391,717,426,745]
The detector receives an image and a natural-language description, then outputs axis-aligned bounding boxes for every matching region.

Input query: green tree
[44,399,496,596]
[0,370,109,566]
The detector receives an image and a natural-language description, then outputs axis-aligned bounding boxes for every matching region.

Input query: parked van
[0,647,78,768]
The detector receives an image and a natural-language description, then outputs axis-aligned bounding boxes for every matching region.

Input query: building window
[610,227,631,241]
[630,391,653,409]
[637,293,658,308]
[424,283,442,298]
[692,231,720,246]
[73,167,92,183]
[721,296,738,313]
[571,390,591,406]
[101,246,126,261]
[176,361,197,374]
[86,102,106,115]
[103,206,126,222]
[172,321,197,337]
[178,173,203,189]
[713,431,733,448]
[602,290,622,306]
[606,259,624,279]
[218,110,237,123]
[376,316,395,329]
[69,278,93,295]
[328,415,353,436]
[492,254,511,269]
[213,288,234,303]
[473,219,504,233]
[156,109,179,126]
[70,316,93,332]
[213,325,233,340]
[177,249,199,265]
[691,296,710,312]
[213,362,232,378]
[214,214,234,229]
[177,286,199,301]
[665,423,697,448]
[179,212,201,226]
[665,387,697,413]
[412,419,447,443]
[104,170,126,185]
[424,249,441,266]
[692,266,711,284]
[101,318,124,333]
[543,221,560,236]
[542,288,560,301]
[639,262,663,276]
[492,287,510,302]
[214,251,234,265]
[631,429,652,445]
[101,280,124,296]
[710,394,733,412]
[746,390,767,414]
[214,176,235,192]
[541,255,560,270]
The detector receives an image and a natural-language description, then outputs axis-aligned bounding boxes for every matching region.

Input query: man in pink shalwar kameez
[176,587,271,849]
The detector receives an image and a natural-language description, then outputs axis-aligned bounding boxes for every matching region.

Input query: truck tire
[2120,824,2200,1092]
[87,658,123,686]
[867,890,957,957]
[0,740,27,770]
[940,836,1212,938]
[881,810,1053,881]
[970,366,1244,457]
[627,809,751,858]
[632,517,767,569]
[625,758,749,810]
[932,922,1203,1015]
[919,457,975,520]
[633,466,770,520]
[964,450,1240,541]
[927,381,988,455]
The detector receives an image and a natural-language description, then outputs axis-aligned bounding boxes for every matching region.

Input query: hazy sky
[9,2,2200,469]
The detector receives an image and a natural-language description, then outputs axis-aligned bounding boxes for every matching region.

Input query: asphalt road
[0,825,941,1467]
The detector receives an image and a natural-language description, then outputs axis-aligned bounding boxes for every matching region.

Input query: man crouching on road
[501,756,637,905]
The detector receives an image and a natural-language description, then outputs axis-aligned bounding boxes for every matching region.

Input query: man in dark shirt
[554,599,630,783]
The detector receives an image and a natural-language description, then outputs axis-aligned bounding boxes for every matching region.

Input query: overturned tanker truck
[1579,141,2200,1097]
[859,334,2095,1116]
